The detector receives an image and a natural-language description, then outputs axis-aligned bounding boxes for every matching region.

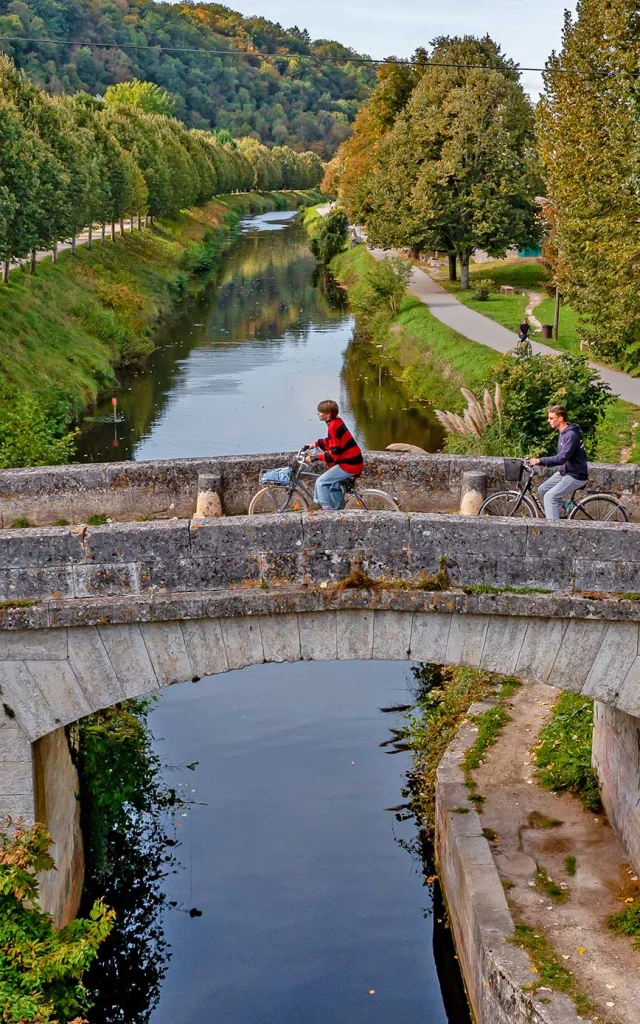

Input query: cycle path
[367,244,640,406]
[316,200,639,407]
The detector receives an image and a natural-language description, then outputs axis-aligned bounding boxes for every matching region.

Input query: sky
[168,0,577,97]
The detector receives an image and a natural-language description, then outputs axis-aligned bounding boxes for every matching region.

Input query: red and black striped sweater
[315,417,363,475]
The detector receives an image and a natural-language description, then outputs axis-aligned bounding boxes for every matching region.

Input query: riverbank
[0,189,323,428]
[329,244,639,464]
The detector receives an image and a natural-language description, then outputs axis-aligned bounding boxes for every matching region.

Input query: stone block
[138,622,192,686]
[446,614,490,669]
[73,563,140,599]
[336,610,374,660]
[493,556,573,591]
[98,624,160,698]
[302,512,410,580]
[0,721,31,760]
[409,612,453,663]
[615,658,640,716]
[573,558,640,593]
[0,527,84,569]
[0,628,67,662]
[550,619,609,692]
[190,516,303,584]
[84,520,191,565]
[0,793,35,822]
[259,614,301,663]
[516,618,570,683]
[298,612,337,661]
[480,616,529,675]
[25,661,92,725]
[181,619,229,678]
[582,621,639,704]
[67,627,123,712]
[0,567,74,602]
[220,617,264,671]
[409,515,528,565]
[372,611,412,660]
[0,660,58,739]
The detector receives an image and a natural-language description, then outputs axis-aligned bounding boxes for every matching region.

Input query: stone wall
[0,511,639,606]
[592,702,640,874]
[33,727,84,928]
[436,701,582,1024]
[0,452,636,525]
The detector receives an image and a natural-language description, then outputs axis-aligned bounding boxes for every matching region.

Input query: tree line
[0,58,324,282]
[0,0,375,158]
[328,0,639,367]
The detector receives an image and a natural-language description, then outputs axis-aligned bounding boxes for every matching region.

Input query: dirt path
[524,289,544,333]
[473,682,640,1024]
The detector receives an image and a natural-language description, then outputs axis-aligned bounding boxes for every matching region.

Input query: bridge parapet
[0,452,636,525]
[0,511,636,608]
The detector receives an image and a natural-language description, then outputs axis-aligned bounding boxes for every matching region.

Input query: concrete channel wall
[0,451,637,524]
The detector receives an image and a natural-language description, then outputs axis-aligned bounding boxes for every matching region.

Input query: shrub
[471,277,493,301]
[493,353,613,458]
[0,389,78,469]
[309,209,349,264]
[366,257,413,315]
[0,817,114,1023]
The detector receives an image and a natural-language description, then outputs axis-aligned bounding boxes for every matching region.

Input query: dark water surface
[81,210,466,1022]
[147,662,468,1024]
[76,211,444,461]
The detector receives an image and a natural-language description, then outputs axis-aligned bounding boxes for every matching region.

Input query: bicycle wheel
[477,490,538,518]
[568,494,628,523]
[248,486,310,515]
[345,488,400,512]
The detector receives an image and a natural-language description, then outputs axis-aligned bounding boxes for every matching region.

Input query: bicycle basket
[259,466,292,486]
[503,458,524,483]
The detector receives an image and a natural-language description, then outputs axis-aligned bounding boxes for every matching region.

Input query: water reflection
[75,211,441,462]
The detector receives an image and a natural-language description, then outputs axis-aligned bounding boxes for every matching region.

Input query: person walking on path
[530,405,588,519]
[307,400,363,510]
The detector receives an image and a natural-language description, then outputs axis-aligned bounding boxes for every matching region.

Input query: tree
[309,209,349,263]
[104,79,177,117]
[0,817,114,1023]
[537,0,640,367]
[365,37,542,288]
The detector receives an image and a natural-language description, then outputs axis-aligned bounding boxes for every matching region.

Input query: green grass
[596,398,640,464]
[608,899,640,948]
[564,855,577,876]
[527,811,563,830]
[462,706,511,781]
[463,584,554,597]
[511,924,592,1014]
[332,246,498,411]
[535,693,602,812]
[0,190,321,425]
[535,863,569,903]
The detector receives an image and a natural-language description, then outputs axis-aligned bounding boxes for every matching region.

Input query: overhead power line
[0,34,612,76]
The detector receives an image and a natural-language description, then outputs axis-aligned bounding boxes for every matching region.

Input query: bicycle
[477,458,628,522]
[248,446,400,514]
[514,336,532,359]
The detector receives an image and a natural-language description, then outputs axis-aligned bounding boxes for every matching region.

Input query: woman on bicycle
[306,400,363,510]
[529,405,588,519]
[518,317,531,343]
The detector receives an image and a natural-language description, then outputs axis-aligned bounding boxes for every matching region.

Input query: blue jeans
[538,471,584,520]
[314,464,355,510]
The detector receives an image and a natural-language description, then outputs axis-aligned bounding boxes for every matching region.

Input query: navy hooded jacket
[538,423,588,480]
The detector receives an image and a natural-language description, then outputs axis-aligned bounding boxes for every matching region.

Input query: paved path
[316,202,640,405]
[8,219,141,272]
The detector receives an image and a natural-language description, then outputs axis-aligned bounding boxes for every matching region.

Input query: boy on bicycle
[530,405,588,519]
[306,400,363,510]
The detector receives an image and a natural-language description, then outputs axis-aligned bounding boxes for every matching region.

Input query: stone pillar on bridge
[460,471,486,515]
[0,719,35,824]
[194,472,223,518]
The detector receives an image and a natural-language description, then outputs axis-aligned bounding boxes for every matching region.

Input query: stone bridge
[2,452,640,924]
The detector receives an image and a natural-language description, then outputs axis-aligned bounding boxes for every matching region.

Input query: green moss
[511,924,591,1014]
[535,863,569,903]
[535,693,602,812]
[564,856,577,876]
[463,583,553,596]
[528,811,563,830]
[0,599,37,609]
[87,514,108,526]
[10,518,34,529]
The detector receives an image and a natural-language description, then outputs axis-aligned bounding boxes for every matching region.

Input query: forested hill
[0,0,375,157]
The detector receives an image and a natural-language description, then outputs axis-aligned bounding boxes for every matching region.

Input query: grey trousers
[538,471,584,520]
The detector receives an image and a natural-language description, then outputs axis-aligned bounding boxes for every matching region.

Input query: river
[78,209,467,1023]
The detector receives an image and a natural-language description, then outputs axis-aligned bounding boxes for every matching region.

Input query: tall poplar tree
[538,0,640,366]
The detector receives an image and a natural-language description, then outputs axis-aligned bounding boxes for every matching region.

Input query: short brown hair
[317,399,339,417]
[548,404,567,420]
